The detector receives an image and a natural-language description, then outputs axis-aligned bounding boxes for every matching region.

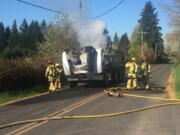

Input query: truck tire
[69,81,78,88]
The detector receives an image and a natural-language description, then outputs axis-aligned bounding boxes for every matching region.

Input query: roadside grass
[174,64,180,98]
[0,85,47,104]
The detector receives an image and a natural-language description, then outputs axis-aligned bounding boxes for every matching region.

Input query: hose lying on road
[1,101,180,129]
[123,93,180,101]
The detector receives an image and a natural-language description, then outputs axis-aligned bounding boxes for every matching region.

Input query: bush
[0,57,47,92]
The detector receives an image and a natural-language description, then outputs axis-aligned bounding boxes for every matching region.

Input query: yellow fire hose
[124,93,180,101]
[0,93,180,129]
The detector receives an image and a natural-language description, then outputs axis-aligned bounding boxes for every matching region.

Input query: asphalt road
[1,64,179,135]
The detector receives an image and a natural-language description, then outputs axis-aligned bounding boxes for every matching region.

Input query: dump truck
[62,46,125,88]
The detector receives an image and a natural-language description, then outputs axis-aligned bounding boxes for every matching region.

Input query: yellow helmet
[55,63,60,67]
[131,57,136,62]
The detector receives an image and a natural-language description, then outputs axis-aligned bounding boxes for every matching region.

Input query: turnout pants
[48,77,56,92]
[55,77,61,90]
[142,74,149,89]
[127,73,137,89]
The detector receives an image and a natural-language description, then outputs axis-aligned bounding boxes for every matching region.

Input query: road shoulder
[167,71,176,99]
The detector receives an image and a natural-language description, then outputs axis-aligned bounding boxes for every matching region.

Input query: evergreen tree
[19,19,30,55]
[113,32,119,45]
[0,22,5,54]
[40,20,47,32]
[19,19,28,33]
[40,20,47,41]
[138,1,164,61]
[119,33,130,60]
[27,20,41,53]
[5,20,22,58]
[8,20,19,49]
[4,26,11,50]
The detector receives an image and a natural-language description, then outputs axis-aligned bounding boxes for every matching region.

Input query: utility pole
[138,31,147,58]
[79,0,82,19]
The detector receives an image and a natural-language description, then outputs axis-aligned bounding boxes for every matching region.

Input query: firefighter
[55,63,63,90]
[125,57,138,89]
[141,56,151,89]
[45,60,56,93]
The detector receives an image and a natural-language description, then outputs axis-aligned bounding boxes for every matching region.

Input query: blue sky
[0,0,172,38]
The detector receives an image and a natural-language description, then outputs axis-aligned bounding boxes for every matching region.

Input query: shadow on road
[8,85,104,106]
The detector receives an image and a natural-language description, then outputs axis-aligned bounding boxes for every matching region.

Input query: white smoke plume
[56,0,108,49]
[70,18,108,49]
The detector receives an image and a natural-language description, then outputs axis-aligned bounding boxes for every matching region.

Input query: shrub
[0,57,47,92]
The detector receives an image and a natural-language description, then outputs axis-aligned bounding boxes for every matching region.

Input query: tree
[4,26,11,46]
[40,20,47,33]
[165,0,180,63]
[40,20,47,42]
[0,22,5,54]
[128,24,141,62]
[19,19,30,55]
[28,20,44,54]
[113,32,119,45]
[138,1,164,62]
[19,19,28,34]
[118,33,129,60]
[8,20,19,50]
[167,0,180,30]
[130,24,141,46]
[38,16,80,62]
[2,20,22,58]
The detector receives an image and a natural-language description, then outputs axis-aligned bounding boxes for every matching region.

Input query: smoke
[56,0,108,49]
[70,18,108,49]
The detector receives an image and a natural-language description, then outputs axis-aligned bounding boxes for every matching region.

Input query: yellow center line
[6,91,105,135]
[16,93,105,135]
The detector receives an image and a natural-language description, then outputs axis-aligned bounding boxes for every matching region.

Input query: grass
[0,85,47,104]
[174,64,180,98]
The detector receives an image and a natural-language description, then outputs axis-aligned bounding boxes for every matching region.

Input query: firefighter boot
[132,78,137,89]
[127,79,132,89]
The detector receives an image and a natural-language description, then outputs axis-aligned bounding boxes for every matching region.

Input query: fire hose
[0,93,180,129]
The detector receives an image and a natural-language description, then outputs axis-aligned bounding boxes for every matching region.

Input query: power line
[16,0,64,15]
[97,0,115,10]
[16,0,125,19]
[91,0,125,19]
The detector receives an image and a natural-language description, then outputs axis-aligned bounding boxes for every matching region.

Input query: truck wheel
[69,82,78,88]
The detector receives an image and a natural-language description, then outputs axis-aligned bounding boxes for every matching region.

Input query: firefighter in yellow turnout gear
[141,57,151,89]
[45,60,56,92]
[125,57,138,89]
[54,63,63,90]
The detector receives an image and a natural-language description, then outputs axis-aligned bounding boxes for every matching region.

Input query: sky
[0,0,173,39]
